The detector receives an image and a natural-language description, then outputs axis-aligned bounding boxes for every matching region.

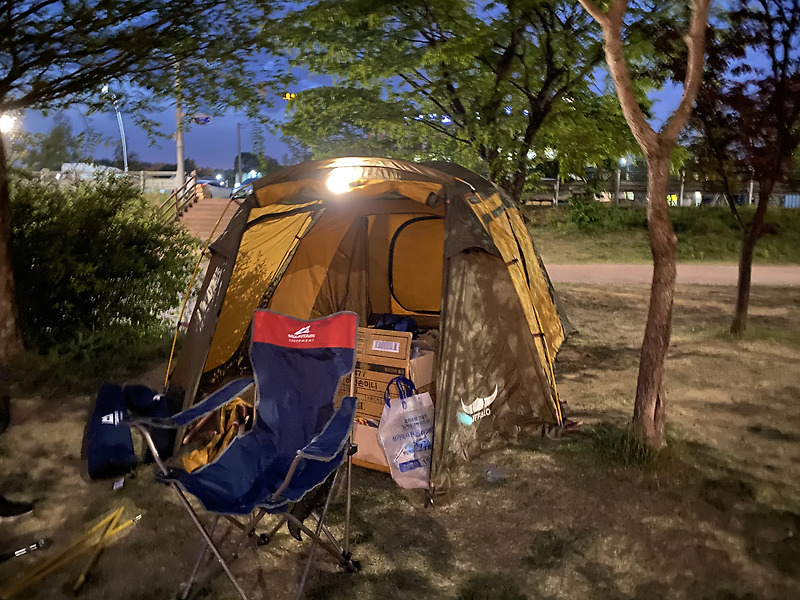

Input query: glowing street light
[0,114,16,134]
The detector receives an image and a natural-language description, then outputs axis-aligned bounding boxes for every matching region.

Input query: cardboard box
[337,327,435,471]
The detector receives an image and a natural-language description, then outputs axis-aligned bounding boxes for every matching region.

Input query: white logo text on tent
[458,385,498,425]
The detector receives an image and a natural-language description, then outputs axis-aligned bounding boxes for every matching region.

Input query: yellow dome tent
[168,157,571,491]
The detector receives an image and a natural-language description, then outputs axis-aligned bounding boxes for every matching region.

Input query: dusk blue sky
[18,81,685,172]
[20,102,292,172]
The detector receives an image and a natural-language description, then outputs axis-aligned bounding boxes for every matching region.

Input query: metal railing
[157,170,198,222]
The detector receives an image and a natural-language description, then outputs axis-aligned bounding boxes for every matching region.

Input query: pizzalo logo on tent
[288,324,316,343]
[457,385,498,426]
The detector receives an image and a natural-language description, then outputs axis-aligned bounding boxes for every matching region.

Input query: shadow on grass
[306,568,436,600]
[455,573,531,600]
[555,343,642,384]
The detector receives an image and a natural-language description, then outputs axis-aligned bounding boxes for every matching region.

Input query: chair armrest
[171,378,254,426]
[297,396,357,462]
[127,420,172,476]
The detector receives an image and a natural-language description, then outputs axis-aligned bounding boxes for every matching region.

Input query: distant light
[215,173,222,180]
[0,114,16,134]
[327,167,360,194]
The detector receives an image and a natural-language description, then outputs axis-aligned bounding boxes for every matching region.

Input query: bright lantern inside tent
[326,167,361,194]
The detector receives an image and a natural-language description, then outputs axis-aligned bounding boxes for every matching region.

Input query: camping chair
[127,309,361,600]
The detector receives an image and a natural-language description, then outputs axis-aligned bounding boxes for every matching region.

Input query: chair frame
[128,312,360,600]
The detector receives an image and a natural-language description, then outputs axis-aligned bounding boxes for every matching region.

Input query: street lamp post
[102,85,128,172]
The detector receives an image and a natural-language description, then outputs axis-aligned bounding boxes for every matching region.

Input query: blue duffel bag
[86,384,138,479]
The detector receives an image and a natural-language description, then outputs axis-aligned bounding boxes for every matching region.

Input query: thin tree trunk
[731,229,756,335]
[731,184,772,335]
[633,156,676,450]
[0,136,23,370]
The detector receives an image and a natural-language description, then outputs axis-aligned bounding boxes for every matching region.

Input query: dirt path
[548,263,800,285]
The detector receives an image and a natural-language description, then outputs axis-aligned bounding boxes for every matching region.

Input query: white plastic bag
[377,376,434,489]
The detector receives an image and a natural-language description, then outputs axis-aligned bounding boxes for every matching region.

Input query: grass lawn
[1,284,798,599]
[524,205,800,265]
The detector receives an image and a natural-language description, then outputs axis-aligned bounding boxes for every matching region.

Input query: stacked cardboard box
[337,327,435,472]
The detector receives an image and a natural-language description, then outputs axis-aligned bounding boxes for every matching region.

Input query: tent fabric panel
[168,259,230,407]
[367,215,392,316]
[204,212,315,372]
[207,196,258,260]
[267,212,356,319]
[462,192,562,422]
[255,178,443,208]
[390,218,443,314]
[310,217,370,320]
[252,157,457,193]
[367,212,443,317]
[170,199,256,407]
[506,207,566,354]
[442,193,500,258]
[246,201,321,222]
[430,251,559,492]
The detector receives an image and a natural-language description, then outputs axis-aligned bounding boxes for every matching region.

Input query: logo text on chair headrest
[288,325,316,343]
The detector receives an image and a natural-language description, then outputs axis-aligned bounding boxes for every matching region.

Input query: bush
[567,194,604,228]
[9,176,197,367]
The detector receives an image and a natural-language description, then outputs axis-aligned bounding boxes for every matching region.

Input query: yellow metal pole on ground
[72,508,122,592]
[0,508,140,599]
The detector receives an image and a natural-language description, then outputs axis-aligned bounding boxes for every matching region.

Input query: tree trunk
[731,229,756,335]
[633,155,677,451]
[0,136,23,370]
[731,184,772,336]
[578,0,710,453]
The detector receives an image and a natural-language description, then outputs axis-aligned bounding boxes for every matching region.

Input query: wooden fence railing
[157,171,198,222]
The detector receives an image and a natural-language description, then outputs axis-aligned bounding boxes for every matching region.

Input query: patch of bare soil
[1,285,799,600]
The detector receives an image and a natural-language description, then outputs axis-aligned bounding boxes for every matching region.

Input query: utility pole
[175,65,185,190]
[236,123,243,186]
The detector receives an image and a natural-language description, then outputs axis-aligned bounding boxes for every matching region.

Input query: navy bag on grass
[86,384,138,479]
[124,385,176,462]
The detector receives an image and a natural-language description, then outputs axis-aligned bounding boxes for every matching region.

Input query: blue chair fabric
[155,310,359,516]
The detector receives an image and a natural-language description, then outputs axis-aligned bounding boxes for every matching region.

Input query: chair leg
[344,450,353,558]
[170,483,250,600]
[179,515,219,600]
[292,468,340,600]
